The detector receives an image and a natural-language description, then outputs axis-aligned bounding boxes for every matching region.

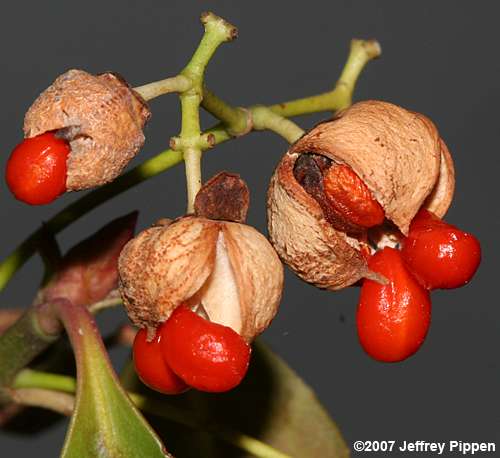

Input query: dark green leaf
[59,302,169,458]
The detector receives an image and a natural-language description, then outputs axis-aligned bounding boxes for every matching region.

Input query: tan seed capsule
[24,69,150,191]
[267,100,455,290]
[118,216,284,342]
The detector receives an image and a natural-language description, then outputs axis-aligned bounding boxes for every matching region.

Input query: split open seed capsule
[267,100,455,290]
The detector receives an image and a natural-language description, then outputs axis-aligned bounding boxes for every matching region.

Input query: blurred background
[1,1,498,456]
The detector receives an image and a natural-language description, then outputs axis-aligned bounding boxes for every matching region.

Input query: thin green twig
[134,75,191,101]
[176,12,237,212]
[14,369,76,393]
[267,38,381,117]
[251,106,305,143]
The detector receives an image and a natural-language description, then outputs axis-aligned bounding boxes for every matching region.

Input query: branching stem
[267,39,381,117]
[176,12,237,212]
[0,37,380,292]
[202,87,252,135]
[250,106,305,143]
[134,75,191,101]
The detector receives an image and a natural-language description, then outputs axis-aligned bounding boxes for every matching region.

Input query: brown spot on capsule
[194,172,250,223]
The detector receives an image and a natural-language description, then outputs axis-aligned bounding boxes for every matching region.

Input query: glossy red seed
[133,327,188,395]
[408,209,447,232]
[402,209,481,289]
[161,305,251,393]
[6,132,69,205]
[323,164,385,228]
[356,247,431,362]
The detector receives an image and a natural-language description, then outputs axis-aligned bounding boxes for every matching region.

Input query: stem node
[200,12,238,42]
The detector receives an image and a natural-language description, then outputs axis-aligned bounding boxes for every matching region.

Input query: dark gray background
[1,1,498,456]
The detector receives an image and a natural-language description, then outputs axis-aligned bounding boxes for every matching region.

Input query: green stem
[200,40,381,140]
[335,39,381,96]
[176,12,237,213]
[268,38,381,117]
[183,13,237,81]
[14,369,76,393]
[202,86,251,136]
[183,145,203,212]
[202,91,305,143]
[133,75,191,102]
[0,301,62,401]
[0,38,380,292]
[251,106,304,143]
[11,369,290,458]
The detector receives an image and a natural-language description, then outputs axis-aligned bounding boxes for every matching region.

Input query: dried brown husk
[24,69,150,191]
[267,100,455,290]
[118,216,283,341]
[194,171,250,223]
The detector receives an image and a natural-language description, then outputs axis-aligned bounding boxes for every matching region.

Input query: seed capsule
[267,100,455,290]
[23,69,150,191]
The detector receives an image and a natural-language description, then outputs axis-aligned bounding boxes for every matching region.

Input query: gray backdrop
[1,1,498,456]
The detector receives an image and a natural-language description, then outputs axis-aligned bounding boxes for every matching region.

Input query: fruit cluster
[268,101,481,363]
[5,69,481,395]
[133,305,251,393]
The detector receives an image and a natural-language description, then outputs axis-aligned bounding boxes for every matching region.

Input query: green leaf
[199,340,350,457]
[253,340,350,456]
[125,340,349,458]
[58,302,169,458]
